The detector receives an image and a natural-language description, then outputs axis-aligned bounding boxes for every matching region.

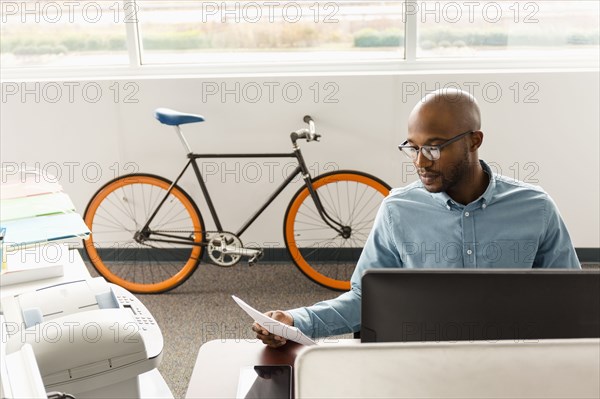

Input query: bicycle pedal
[247,251,263,266]
[247,256,259,267]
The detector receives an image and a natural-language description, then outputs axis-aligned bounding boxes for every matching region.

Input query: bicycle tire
[83,173,204,294]
[284,170,390,291]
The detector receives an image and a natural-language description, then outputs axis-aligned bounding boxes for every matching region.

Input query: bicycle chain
[151,230,232,236]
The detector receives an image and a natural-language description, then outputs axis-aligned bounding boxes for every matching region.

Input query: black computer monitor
[360,269,600,343]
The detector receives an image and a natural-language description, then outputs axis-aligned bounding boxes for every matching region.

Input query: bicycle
[83,109,391,294]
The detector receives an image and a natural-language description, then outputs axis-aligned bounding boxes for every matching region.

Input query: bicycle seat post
[174,125,193,155]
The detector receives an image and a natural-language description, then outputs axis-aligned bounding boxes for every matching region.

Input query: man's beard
[419,150,471,194]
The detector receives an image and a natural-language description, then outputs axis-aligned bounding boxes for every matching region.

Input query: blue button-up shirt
[288,160,581,338]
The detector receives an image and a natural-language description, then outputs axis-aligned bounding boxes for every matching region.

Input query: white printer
[1,277,164,398]
[1,314,46,399]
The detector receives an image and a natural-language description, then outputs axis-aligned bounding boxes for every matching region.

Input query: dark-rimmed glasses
[398,130,473,161]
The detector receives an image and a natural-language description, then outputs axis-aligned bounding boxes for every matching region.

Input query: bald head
[408,89,481,136]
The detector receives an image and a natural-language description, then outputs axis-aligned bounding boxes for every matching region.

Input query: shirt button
[465,212,470,217]
[482,204,487,209]
[446,205,451,210]
[467,249,473,255]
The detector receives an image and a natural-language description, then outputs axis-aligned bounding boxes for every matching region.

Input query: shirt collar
[428,159,496,209]
[479,160,496,205]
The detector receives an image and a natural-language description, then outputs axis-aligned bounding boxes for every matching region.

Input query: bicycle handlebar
[291,115,321,144]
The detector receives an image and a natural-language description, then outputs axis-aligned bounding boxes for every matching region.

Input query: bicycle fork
[294,145,350,239]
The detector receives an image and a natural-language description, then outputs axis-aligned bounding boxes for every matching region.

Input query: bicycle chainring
[206,232,243,267]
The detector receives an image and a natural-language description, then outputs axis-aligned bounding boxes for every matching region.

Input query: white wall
[1,70,598,249]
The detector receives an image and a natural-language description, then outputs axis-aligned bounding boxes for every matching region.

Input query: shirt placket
[462,206,477,268]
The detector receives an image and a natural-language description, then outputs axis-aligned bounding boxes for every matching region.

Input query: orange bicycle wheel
[284,170,390,291]
[83,174,204,294]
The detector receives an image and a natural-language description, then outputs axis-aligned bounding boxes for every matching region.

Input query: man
[253,89,580,347]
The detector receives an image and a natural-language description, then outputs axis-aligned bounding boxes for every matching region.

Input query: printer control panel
[111,284,162,358]
[115,292,157,329]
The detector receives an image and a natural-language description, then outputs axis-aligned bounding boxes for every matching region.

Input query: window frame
[1,0,598,80]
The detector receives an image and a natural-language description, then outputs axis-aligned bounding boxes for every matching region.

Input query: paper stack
[0,168,91,286]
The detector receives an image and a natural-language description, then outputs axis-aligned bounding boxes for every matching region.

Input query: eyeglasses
[398,130,473,161]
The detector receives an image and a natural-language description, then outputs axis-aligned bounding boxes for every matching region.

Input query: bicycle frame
[139,148,346,247]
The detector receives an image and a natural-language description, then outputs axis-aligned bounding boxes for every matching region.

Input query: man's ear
[470,131,484,151]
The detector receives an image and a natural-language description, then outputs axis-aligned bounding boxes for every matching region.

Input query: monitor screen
[361,269,600,343]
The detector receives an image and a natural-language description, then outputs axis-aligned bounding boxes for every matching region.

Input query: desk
[187,339,600,399]
[185,339,306,398]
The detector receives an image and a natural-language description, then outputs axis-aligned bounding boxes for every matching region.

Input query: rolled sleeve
[287,307,312,336]
[288,291,361,338]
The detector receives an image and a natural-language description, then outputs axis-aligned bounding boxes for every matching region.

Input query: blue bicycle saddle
[154,108,205,126]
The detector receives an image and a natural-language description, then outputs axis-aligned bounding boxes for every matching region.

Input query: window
[0,0,129,68]
[0,0,598,74]
[137,1,405,65]
[417,1,600,59]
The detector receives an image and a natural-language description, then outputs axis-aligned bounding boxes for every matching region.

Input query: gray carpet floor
[85,261,347,398]
[85,261,600,398]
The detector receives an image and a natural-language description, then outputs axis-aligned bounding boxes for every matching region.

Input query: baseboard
[78,247,600,263]
[576,248,600,263]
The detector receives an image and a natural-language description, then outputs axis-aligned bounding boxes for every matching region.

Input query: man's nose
[414,150,433,169]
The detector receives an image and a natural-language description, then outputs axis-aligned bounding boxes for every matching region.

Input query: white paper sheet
[1,213,90,249]
[232,295,316,346]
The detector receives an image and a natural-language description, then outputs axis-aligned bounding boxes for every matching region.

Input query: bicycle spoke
[90,227,137,234]
[294,226,337,232]
[142,182,149,223]
[92,215,133,232]
[296,210,329,226]
[155,215,194,228]
[102,196,138,228]
[350,181,359,223]
[354,207,379,229]
[297,205,326,224]
[154,203,188,230]
[348,182,370,224]
[146,185,167,226]
[118,185,139,228]
[127,184,139,229]
[323,184,342,222]
[350,189,379,225]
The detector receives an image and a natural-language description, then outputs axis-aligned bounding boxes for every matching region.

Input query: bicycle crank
[206,232,263,267]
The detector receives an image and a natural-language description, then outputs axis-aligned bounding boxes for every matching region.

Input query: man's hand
[252,310,294,348]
